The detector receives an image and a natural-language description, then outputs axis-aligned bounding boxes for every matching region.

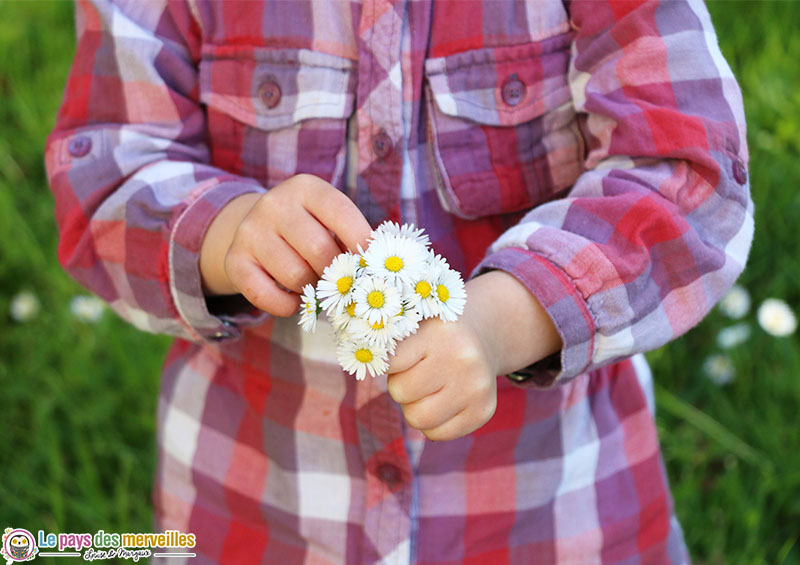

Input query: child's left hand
[386,270,562,441]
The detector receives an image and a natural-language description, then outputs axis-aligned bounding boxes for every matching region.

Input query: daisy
[374,220,430,247]
[316,252,359,315]
[362,232,427,288]
[718,285,751,319]
[337,340,389,380]
[70,295,105,323]
[716,323,751,349]
[703,354,735,386]
[353,275,402,326]
[330,299,358,335]
[757,298,797,337]
[433,268,466,322]
[406,274,442,320]
[298,284,320,333]
[349,313,404,350]
[394,302,422,339]
[9,290,40,323]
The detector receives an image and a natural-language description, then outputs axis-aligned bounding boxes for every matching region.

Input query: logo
[1,528,38,563]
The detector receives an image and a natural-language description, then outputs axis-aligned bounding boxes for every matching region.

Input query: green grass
[1,1,798,564]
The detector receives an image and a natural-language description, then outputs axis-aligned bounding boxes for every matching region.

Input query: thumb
[387,331,427,375]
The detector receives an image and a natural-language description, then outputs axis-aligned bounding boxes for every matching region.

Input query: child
[46,0,752,562]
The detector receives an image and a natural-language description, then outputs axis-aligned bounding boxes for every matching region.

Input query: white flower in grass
[757,298,797,337]
[362,232,427,288]
[70,295,105,323]
[718,285,751,319]
[407,274,442,319]
[317,252,359,315]
[433,269,466,322]
[353,276,402,326]
[716,323,751,349]
[374,220,430,247]
[337,340,389,380]
[298,284,320,333]
[703,354,735,385]
[349,314,404,350]
[10,290,39,322]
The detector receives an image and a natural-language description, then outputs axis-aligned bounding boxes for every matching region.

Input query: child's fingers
[387,365,443,405]
[301,178,372,253]
[279,209,344,277]
[227,259,299,317]
[386,331,428,376]
[252,233,318,294]
[399,391,462,432]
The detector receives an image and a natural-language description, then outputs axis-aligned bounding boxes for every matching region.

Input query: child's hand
[386,271,562,441]
[200,174,372,317]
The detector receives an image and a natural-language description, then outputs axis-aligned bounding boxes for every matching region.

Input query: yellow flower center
[415,280,432,298]
[336,276,353,294]
[371,320,384,330]
[367,290,385,308]
[359,256,367,268]
[345,302,357,317]
[384,255,404,272]
[355,348,373,363]
[305,302,314,314]
[436,284,450,303]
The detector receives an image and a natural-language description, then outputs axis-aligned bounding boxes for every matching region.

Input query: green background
[1,2,798,563]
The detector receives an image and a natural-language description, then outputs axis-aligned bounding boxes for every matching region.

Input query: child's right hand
[199,174,372,317]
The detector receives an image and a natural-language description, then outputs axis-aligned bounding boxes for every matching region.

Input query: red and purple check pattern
[46,0,752,562]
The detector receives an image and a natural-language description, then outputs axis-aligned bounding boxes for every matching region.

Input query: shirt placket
[354,1,414,561]
[354,0,405,226]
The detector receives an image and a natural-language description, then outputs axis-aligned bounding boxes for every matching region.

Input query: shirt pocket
[199,47,356,189]
[424,34,584,219]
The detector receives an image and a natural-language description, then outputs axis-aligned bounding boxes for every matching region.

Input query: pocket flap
[424,36,573,127]
[199,46,356,130]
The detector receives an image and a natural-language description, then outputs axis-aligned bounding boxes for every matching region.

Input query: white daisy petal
[433,268,466,323]
[757,298,797,337]
[407,275,442,319]
[349,314,404,349]
[316,252,359,315]
[337,340,389,380]
[374,220,430,247]
[394,302,422,339]
[298,283,320,333]
[353,276,402,326]
[362,232,428,288]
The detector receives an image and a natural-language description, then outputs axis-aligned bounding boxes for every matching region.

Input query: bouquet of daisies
[298,221,466,380]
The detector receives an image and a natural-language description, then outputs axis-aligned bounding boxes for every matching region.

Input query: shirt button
[67,135,92,157]
[732,157,748,185]
[376,463,402,486]
[258,78,282,109]
[501,74,526,107]
[371,130,393,159]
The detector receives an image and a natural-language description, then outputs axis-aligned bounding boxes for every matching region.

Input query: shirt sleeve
[45,0,268,343]
[474,0,754,387]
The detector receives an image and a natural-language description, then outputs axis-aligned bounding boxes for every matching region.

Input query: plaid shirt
[46,0,752,562]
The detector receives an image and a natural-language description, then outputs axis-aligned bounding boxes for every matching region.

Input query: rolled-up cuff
[473,246,596,387]
[169,180,268,343]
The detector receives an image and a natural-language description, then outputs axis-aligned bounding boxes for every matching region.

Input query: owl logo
[1,528,37,563]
